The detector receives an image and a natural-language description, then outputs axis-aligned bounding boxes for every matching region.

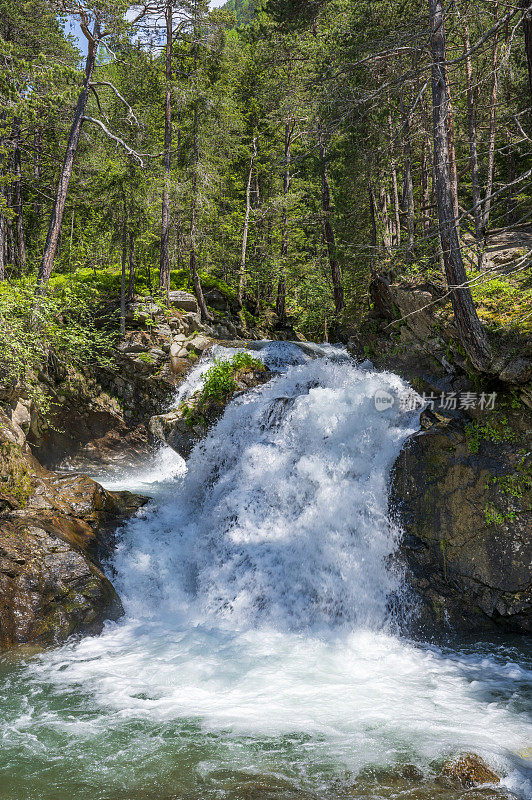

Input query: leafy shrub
[0,279,114,412]
[199,351,264,403]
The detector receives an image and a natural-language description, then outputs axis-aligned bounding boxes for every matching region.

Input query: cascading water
[0,342,530,800]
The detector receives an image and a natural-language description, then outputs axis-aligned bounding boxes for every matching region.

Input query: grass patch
[468,271,532,334]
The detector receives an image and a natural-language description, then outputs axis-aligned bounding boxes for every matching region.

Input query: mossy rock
[149,353,270,458]
[392,407,532,634]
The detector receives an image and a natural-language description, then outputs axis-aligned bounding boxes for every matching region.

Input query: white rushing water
[0,342,531,800]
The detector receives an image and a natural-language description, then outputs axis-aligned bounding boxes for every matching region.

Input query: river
[0,342,530,800]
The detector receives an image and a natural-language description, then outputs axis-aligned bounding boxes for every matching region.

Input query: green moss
[465,414,517,453]
[0,443,32,507]
[135,353,154,363]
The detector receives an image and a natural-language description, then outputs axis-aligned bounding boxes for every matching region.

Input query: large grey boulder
[168,290,198,313]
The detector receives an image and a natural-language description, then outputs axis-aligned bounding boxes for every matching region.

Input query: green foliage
[199,351,264,403]
[465,414,516,454]
[484,505,509,526]
[0,279,114,411]
[1,0,531,349]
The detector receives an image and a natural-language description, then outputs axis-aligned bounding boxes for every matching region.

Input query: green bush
[0,279,114,412]
[199,352,264,403]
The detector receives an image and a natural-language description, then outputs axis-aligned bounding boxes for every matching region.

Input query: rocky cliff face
[0,410,147,650]
[393,408,531,635]
[356,278,532,635]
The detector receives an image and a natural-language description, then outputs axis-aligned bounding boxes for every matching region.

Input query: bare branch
[447,3,525,65]
[82,116,145,165]
[90,82,139,125]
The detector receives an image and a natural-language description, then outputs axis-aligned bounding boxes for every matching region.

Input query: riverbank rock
[149,360,271,458]
[0,411,147,650]
[354,273,532,635]
[440,754,500,788]
[392,406,532,634]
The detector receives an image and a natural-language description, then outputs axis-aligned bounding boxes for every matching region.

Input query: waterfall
[112,341,420,631]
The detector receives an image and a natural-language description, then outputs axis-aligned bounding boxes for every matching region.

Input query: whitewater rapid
[0,342,530,800]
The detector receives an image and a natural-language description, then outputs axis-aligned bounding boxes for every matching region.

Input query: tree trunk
[440,38,460,225]
[506,140,516,225]
[504,19,517,224]
[37,18,100,290]
[522,0,532,104]
[428,0,491,371]
[13,120,26,270]
[6,158,16,267]
[481,2,500,237]
[33,128,42,219]
[369,180,377,270]
[377,181,393,255]
[159,1,172,303]
[68,205,75,270]
[120,197,128,337]
[276,121,292,323]
[190,100,211,323]
[462,19,483,268]
[421,140,431,233]
[238,138,256,310]
[399,96,415,256]
[128,230,135,302]
[420,95,435,234]
[386,97,401,246]
[446,86,460,226]
[319,126,344,312]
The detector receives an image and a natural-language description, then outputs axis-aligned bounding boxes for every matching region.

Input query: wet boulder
[0,410,147,650]
[149,359,271,459]
[392,406,532,634]
[440,754,500,788]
